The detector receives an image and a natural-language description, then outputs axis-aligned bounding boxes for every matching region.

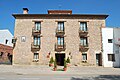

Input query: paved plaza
[0,65,120,80]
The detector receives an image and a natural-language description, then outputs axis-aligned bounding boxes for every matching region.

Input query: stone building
[12,8,108,66]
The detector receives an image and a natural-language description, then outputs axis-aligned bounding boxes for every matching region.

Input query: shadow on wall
[71,75,120,80]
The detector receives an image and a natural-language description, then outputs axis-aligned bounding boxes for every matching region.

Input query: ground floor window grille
[82,53,87,61]
[108,54,115,61]
[33,53,39,61]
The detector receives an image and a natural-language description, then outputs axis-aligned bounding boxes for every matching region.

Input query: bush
[54,59,57,68]
[66,57,70,63]
[64,59,67,68]
[49,57,54,64]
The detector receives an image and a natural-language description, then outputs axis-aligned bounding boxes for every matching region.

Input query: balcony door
[80,22,87,31]
[58,22,64,31]
[34,36,40,45]
[80,37,88,46]
[35,22,41,30]
[57,37,64,45]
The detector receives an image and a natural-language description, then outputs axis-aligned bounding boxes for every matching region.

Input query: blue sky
[0,0,120,35]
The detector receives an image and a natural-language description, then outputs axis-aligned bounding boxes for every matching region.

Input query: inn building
[12,8,108,66]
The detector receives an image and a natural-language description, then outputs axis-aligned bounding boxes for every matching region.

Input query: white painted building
[102,28,120,67]
[0,29,13,47]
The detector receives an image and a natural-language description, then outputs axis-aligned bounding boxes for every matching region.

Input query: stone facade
[12,9,108,66]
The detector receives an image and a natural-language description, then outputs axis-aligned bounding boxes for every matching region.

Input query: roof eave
[12,14,109,19]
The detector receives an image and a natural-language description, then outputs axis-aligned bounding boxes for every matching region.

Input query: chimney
[48,10,72,14]
[23,8,29,14]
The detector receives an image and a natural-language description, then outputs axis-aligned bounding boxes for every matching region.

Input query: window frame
[5,39,8,44]
[0,52,3,57]
[58,22,64,31]
[80,22,87,31]
[108,39,113,43]
[34,36,40,45]
[80,37,88,46]
[35,22,41,31]
[57,37,64,45]
[82,53,87,61]
[108,54,115,61]
[33,53,39,60]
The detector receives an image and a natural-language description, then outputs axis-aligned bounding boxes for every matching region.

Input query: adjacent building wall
[0,29,13,64]
[102,28,120,67]
[102,28,114,67]
[113,28,120,67]
[0,29,13,47]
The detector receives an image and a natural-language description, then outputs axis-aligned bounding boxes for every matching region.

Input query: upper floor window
[57,37,64,45]
[58,22,64,31]
[80,22,87,31]
[34,36,40,45]
[108,39,113,43]
[5,39,8,44]
[35,22,41,30]
[80,37,88,46]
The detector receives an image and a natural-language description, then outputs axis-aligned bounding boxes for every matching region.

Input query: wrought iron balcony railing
[55,43,66,51]
[31,43,40,51]
[32,27,41,36]
[79,29,88,36]
[79,43,89,52]
[56,27,65,36]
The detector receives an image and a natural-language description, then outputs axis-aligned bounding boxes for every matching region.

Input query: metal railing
[55,42,66,51]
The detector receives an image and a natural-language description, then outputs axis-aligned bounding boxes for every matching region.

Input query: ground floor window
[33,53,39,61]
[82,53,87,61]
[0,52,3,57]
[108,54,115,61]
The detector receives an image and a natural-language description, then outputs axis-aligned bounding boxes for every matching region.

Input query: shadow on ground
[71,75,120,80]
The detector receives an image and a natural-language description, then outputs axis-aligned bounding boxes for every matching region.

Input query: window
[82,53,87,61]
[108,39,113,43]
[12,38,16,43]
[33,53,39,60]
[7,53,10,57]
[80,37,88,46]
[21,36,26,42]
[0,52,3,57]
[80,22,87,31]
[34,36,40,45]
[58,22,64,31]
[5,39,8,44]
[57,37,64,45]
[108,54,115,61]
[35,22,41,30]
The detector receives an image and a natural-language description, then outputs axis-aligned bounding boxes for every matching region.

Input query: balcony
[56,28,65,37]
[31,43,40,51]
[32,27,41,36]
[79,30,88,36]
[55,43,66,51]
[79,43,89,52]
